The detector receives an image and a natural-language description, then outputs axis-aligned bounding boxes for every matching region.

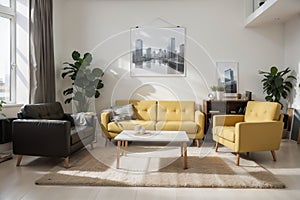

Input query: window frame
[0,0,16,103]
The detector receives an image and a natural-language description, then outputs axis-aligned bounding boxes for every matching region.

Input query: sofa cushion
[116,100,157,121]
[107,120,156,132]
[157,101,195,121]
[71,126,94,145]
[244,101,281,122]
[156,121,198,134]
[213,126,235,142]
[21,102,64,120]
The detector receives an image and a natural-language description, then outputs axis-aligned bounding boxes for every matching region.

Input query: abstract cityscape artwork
[130,27,185,76]
[216,62,239,94]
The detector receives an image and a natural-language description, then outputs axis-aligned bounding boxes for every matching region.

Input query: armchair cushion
[244,101,281,122]
[213,126,235,142]
[20,102,64,120]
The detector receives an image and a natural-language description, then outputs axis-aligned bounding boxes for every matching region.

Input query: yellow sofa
[101,100,205,147]
[212,101,284,165]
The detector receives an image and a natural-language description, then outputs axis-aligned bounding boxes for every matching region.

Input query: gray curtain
[29,0,56,103]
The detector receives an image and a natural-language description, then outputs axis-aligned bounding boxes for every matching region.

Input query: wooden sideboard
[203,100,248,133]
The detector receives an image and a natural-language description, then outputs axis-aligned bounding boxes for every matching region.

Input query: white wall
[284,14,300,109]
[53,0,285,113]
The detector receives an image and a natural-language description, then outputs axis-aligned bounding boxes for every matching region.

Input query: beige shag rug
[35,145,285,188]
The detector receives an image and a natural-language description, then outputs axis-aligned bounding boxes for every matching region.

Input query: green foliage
[217,85,225,92]
[211,85,225,92]
[259,66,296,103]
[210,86,217,92]
[61,51,104,112]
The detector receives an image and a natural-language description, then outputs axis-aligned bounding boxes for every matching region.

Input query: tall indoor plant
[62,51,104,112]
[259,66,296,106]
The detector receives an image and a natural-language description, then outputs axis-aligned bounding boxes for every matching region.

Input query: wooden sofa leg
[215,142,219,152]
[236,153,240,166]
[16,155,23,167]
[64,157,69,168]
[196,139,201,148]
[271,150,277,161]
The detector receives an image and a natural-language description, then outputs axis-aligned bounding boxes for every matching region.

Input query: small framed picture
[216,62,239,94]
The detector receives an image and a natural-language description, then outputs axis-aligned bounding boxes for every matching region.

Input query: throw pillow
[111,104,134,122]
[71,112,94,126]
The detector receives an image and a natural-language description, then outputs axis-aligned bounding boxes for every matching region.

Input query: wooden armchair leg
[236,153,240,166]
[271,150,277,161]
[215,142,219,152]
[64,157,69,168]
[16,155,23,166]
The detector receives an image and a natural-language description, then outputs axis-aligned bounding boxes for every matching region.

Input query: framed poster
[130,27,186,76]
[216,62,239,94]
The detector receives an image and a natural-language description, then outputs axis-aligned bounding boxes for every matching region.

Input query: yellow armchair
[213,101,284,166]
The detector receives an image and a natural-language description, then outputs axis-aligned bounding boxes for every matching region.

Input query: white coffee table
[114,130,189,169]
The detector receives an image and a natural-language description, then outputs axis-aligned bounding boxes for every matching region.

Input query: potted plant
[62,51,104,112]
[259,66,296,107]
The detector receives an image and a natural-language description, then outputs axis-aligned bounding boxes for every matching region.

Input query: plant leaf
[95,90,100,98]
[63,88,73,96]
[270,66,278,75]
[72,51,80,61]
[64,98,72,104]
[62,70,74,79]
[96,80,104,89]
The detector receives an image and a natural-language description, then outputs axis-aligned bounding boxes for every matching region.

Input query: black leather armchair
[13,102,95,168]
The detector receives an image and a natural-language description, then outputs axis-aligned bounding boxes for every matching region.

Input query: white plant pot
[216,91,224,100]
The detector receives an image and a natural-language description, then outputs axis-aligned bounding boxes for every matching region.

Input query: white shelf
[245,0,300,27]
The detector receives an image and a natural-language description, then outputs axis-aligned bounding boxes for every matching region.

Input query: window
[0,0,15,102]
[0,0,10,8]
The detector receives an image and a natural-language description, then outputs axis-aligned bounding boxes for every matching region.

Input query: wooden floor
[1,139,300,200]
